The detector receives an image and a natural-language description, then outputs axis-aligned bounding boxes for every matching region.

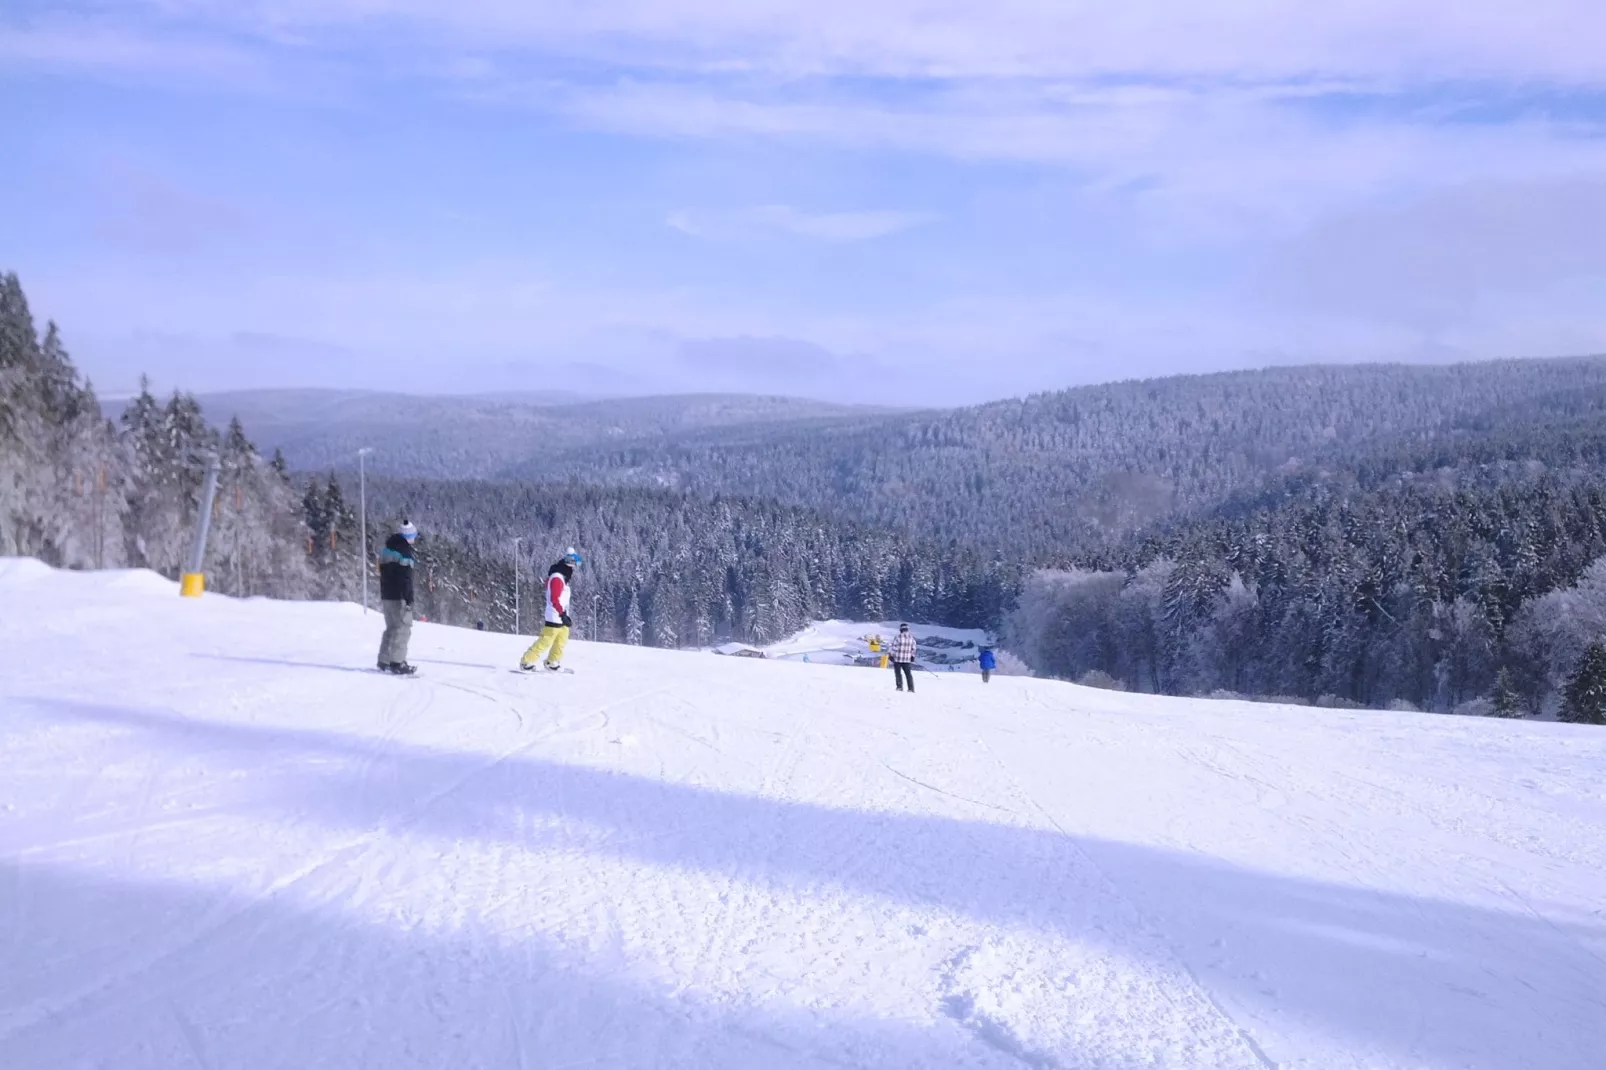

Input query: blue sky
[5,1,1606,405]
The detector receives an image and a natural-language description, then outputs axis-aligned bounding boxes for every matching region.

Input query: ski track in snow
[1,560,1604,1068]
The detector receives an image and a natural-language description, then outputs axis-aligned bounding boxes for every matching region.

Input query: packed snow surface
[2,561,1604,1069]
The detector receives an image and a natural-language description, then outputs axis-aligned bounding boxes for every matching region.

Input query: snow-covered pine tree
[624,589,645,645]
[0,274,47,557]
[301,479,330,559]
[0,278,133,566]
[1561,644,1606,725]
[1491,668,1523,718]
[203,416,315,599]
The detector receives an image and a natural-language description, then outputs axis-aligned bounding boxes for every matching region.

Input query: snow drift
[1,564,1603,1069]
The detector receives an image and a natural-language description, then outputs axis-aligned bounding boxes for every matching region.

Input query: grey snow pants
[379,599,413,665]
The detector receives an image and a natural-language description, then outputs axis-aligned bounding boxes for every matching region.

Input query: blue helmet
[564,546,584,567]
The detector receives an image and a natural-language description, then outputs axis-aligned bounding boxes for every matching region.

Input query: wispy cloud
[559,78,1606,233]
[19,4,1606,227]
[126,1,1606,84]
[0,18,281,90]
[667,205,931,243]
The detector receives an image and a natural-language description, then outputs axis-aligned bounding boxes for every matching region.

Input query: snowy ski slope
[2,559,1603,1069]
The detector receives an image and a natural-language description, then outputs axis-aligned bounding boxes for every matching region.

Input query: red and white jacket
[544,565,573,626]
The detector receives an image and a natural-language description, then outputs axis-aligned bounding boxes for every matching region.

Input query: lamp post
[357,447,374,613]
[513,536,523,635]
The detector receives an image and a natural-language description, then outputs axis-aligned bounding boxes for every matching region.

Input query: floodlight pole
[513,536,523,635]
[358,447,374,613]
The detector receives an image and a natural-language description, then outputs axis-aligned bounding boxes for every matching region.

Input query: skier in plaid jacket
[890,623,918,693]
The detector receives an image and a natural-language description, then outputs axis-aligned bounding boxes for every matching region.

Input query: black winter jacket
[378,533,416,604]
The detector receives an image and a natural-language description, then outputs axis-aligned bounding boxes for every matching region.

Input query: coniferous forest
[0,274,311,596]
[5,270,1606,723]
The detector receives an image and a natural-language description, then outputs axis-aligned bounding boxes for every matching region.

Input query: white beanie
[398,520,418,539]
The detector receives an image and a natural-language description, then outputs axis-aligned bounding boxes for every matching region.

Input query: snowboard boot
[388,662,418,676]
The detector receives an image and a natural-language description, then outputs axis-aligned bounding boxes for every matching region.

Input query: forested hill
[103,389,896,480]
[509,359,1606,563]
[341,477,1016,646]
[169,359,1606,571]
[1003,384,1606,720]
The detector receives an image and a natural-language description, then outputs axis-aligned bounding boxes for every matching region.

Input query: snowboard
[511,666,574,676]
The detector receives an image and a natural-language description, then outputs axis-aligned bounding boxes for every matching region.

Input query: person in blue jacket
[979,647,997,683]
[376,520,418,674]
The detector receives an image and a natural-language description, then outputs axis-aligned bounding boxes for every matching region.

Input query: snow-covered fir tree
[1562,644,1606,725]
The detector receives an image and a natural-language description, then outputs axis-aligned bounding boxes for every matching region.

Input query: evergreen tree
[1561,645,1606,725]
[1491,668,1523,718]
[119,376,162,444]
[0,273,38,377]
[625,590,645,645]
[302,479,330,557]
[0,275,133,566]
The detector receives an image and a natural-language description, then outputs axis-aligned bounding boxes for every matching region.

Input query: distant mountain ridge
[99,357,1606,569]
[99,388,903,478]
[508,356,1606,562]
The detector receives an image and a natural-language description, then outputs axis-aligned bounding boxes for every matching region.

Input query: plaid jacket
[889,632,917,662]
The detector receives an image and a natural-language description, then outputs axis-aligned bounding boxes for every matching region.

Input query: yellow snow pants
[520,624,570,668]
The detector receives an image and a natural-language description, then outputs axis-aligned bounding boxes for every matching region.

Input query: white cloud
[0,18,280,89]
[556,79,1606,234]
[22,4,1606,236]
[667,205,931,243]
[140,1,1606,85]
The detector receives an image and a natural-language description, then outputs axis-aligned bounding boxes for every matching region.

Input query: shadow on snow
[7,696,1605,1070]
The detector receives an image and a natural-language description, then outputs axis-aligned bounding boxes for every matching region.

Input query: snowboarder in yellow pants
[519,547,582,672]
[520,623,569,670]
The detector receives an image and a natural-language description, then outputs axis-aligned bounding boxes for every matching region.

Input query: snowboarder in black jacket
[376,520,418,674]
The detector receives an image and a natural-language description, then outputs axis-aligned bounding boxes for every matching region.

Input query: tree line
[306,474,1019,647]
[2,270,1017,651]
[1,273,311,596]
[513,359,1606,566]
[1004,415,1606,723]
